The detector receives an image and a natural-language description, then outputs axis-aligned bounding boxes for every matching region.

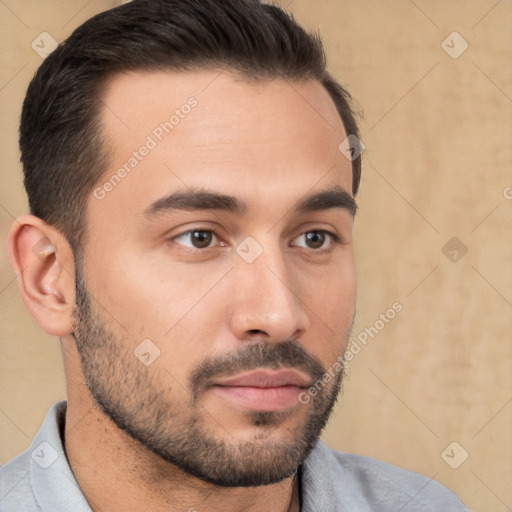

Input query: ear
[8,215,76,337]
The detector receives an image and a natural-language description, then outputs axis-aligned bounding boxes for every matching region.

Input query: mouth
[211,368,312,412]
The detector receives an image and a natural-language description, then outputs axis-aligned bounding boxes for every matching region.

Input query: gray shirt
[0,401,470,511]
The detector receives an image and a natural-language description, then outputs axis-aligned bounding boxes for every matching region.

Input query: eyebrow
[144,185,357,217]
[145,190,246,216]
[295,186,357,216]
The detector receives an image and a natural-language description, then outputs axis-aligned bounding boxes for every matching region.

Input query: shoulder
[0,401,90,512]
[301,441,470,512]
[0,448,39,511]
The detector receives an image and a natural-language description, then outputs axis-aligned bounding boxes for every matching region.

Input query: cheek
[80,253,231,392]
[298,262,356,355]
[85,245,227,335]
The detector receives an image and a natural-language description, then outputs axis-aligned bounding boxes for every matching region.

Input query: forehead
[93,69,352,218]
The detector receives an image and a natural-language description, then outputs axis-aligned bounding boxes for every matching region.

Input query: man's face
[72,70,356,486]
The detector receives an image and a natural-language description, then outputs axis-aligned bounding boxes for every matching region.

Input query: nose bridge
[229,242,308,341]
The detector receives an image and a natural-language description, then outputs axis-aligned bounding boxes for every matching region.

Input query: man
[1,0,469,510]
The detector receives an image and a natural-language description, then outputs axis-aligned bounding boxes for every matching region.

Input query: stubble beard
[71,264,348,487]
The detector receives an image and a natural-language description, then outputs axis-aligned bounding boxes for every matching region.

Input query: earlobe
[8,215,75,337]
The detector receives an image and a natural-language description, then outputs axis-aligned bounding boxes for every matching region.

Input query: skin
[9,69,356,512]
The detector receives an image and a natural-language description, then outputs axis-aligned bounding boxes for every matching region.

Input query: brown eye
[292,230,334,250]
[304,232,326,249]
[191,230,213,248]
[173,229,217,249]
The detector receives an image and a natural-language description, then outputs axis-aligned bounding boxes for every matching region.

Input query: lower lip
[212,385,304,412]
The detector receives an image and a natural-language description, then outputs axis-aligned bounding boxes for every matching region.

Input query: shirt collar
[29,400,92,511]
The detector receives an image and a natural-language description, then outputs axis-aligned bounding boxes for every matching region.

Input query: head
[11,0,361,488]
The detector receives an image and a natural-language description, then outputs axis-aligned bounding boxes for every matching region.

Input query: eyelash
[170,228,341,251]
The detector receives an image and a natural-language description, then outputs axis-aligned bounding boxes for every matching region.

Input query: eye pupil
[192,230,212,248]
[305,232,325,249]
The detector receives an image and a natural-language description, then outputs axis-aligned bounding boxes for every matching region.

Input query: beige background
[1,1,511,511]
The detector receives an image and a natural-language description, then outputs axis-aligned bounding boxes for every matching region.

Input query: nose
[228,246,309,343]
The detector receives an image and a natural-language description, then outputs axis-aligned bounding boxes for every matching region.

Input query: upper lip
[213,368,312,388]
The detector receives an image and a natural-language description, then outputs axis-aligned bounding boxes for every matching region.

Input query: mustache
[188,340,327,402]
